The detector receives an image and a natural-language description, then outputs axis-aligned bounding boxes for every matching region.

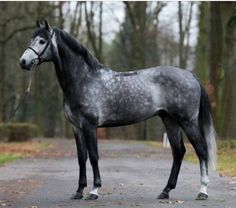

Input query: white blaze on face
[20,36,47,67]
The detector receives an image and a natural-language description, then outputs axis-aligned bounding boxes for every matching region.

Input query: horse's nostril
[20,58,26,68]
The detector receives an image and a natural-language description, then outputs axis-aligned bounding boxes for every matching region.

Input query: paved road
[0,139,235,208]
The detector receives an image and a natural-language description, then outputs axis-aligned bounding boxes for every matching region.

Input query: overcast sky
[68,2,198,46]
[102,2,198,46]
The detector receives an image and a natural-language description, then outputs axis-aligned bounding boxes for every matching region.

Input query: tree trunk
[178,2,185,68]
[0,3,7,122]
[220,2,236,138]
[0,42,6,122]
[209,2,223,109]
[196,2,209,82]
[178,2,193,69]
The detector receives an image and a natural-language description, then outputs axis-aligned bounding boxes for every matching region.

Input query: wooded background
[0,1,236,140]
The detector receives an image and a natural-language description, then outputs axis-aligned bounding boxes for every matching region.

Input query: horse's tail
[198,83,217,170]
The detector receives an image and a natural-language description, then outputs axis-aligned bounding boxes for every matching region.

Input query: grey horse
[19,21,216,201]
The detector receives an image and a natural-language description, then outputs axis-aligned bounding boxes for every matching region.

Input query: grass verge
[184,140,236,177]
[146,140,236,178]
[0,154,22,165]
[0,139,51,165]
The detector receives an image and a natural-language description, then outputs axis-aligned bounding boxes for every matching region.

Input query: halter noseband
[27,29,55,64]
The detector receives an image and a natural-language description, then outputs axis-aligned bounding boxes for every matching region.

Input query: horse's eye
[39,39,45,44]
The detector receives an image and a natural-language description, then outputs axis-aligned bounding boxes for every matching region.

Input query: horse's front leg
[71,127,88,200]
[84,124,102,200]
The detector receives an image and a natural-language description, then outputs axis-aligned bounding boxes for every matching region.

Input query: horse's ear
[36,20,42,28]
[44,19,50,31]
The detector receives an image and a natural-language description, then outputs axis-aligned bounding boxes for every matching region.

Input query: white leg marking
[199,161,209,195]
[90,187,99,196]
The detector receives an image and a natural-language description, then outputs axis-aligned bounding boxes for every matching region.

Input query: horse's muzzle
[19,58,32,70]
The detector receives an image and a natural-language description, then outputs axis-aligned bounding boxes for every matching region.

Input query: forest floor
[0,138,236,208]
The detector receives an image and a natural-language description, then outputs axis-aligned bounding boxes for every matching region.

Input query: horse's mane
[55,28,103,72]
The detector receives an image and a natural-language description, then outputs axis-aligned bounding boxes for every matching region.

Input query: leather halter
[27,29,55,64]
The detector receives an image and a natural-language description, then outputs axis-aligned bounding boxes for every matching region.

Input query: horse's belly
[96,82,164,127]
[99,112,156,127]
[98,98,160,127]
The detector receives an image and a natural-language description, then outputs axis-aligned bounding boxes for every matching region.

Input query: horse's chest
[64,102,77,126]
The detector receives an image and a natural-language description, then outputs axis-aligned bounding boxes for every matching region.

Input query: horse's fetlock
[94,178,102,187]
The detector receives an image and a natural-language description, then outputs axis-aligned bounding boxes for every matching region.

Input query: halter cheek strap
[27,29,55,64]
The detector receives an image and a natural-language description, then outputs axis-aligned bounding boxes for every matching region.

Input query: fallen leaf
[176,200,184,204]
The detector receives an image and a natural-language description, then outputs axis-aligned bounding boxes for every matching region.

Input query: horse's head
[19,20,55,70]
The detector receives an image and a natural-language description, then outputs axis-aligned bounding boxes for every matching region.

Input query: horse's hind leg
[71,127,88,200]
[181,121,209,200]
[157,115,186,199]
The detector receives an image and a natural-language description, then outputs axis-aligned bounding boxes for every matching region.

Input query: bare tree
[84,2,104,62]
[196,2,209,82]
[70,2,83,37]
[178,2,194,69]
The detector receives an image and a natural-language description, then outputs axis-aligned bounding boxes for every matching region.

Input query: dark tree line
[196,2,236,139]
[0,1,236,140]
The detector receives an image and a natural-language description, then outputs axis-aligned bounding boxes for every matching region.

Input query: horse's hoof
[85,193,99,200]
[196,192,208,200]
[157,191,169,199]
[71,192,83,200]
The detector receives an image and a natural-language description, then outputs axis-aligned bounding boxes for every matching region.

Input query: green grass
[0,140,52,166]
[144,140,163,148]
[146,140,236,177]
[0,154,22,165]
[38,141,51,150]
[185,140,236,177]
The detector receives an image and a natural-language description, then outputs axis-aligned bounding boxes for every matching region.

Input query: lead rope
[0,64,36,127]
[26,68,33,93]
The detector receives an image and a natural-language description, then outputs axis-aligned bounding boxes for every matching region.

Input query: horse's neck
[52,35,88,96]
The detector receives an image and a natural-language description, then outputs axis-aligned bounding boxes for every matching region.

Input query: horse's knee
[88,151,99,165]
[79,155,87,164]
[89,155,99,167]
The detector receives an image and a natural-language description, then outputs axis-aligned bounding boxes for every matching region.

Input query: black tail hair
[198,83,217,170]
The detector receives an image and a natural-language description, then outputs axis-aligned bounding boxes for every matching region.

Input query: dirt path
[0,139,235,208]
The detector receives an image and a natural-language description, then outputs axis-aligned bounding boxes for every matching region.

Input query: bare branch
[153,2,166,17]
[0,15,25,27]
[98,2,103,57]
[184,2,194,64]
[84,2,98,54]
[0,25,35,44]
[185,2,194,34]
[70,1,80,35]
[123,1,136,27]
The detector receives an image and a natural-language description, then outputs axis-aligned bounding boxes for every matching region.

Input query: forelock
[32,27,50,39]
